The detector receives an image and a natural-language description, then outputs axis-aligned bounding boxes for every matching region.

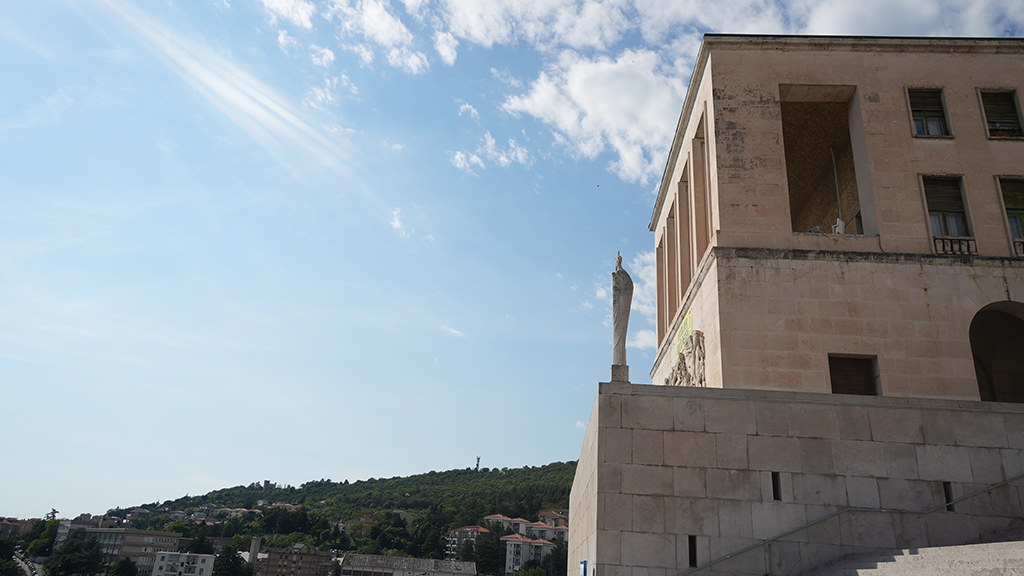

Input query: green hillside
[113,461,576,561]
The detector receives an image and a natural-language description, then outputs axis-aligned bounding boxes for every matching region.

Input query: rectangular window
[829,356,877,395]
[687,535,697,568]
[924,176,975,253]
[943,481,955,512]
[982,91,1023,137]
[909,89,949,136]
[1002,178,1024,242]
[925,177,968,236]
[771,472,782,501]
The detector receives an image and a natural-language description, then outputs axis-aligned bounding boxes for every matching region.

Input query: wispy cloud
[4,83,124,132]
[95,0,354,176]
[434,31,459,65]
[441,324,465,337]
[311,45,335,67]
[328,0,429,73]
[458,103,478,118]
[449,150,483,174]
[257,0,316,28]
[390,208,409,237]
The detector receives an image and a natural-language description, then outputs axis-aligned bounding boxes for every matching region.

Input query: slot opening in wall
[688,535,697,568]
[943,481,955,512]
[771,472,782,501]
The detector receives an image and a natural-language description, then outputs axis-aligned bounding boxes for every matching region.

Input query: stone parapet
[568,383,1024,576]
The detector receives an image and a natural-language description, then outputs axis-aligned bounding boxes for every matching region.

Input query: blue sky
[2,0,1021,519]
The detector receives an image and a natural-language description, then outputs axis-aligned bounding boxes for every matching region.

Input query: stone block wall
[568,382,1024,576]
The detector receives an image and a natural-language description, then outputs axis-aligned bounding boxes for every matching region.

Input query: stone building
[569,35,1024,576]
[257,544,334,576]
[338,553,475,576]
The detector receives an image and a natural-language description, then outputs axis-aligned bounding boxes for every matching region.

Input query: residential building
[54,525,180,576]
[570,34,1024,576]
[536,510,568,529]
[338,554,475,576]
[481,515,531,535]
[499,535,555,574]
[153,552,216,576]
[0,520,22,540]
[444,526,490,560]
[257,543,333,576]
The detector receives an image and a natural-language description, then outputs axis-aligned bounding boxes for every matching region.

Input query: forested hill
[112,462,577,559]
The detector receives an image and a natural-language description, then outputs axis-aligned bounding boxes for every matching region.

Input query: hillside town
[0,504,568,576]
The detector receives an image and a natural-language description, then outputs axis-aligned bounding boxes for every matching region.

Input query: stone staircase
[809,540,1024,575]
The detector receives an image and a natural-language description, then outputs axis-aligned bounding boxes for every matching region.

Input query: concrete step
[810,541,1024,575]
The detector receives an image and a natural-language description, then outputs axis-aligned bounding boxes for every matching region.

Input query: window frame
[921,174,972,236]
[906,87,953,138]
[997,176,1024,256]
[978,88,1024,139]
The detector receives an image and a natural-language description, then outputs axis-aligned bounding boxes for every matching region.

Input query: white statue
[612,251,633,374]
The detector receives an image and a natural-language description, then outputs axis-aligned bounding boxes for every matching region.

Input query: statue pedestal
[611,364,630,383]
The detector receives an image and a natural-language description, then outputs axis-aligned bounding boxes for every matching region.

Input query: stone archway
[971,301,1024,402]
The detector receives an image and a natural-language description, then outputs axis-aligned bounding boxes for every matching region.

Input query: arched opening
[971,301,1024,402]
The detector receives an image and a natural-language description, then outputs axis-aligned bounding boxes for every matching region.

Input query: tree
[110,558,139,576]
[213,545,245,576]
[43,533,105,576]
[25,520,59,558]
[540,541,567,576]
[187,536,215,555]
[458,540,475,562]
[473,535,501,576]
[0,539,22,576]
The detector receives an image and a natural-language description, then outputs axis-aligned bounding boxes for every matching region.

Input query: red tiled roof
[450,526,490,534]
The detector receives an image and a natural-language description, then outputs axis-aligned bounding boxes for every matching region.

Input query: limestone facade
[647,35,1024,399]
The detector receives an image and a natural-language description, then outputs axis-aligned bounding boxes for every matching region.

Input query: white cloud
[401,0,428,16]
[329,0,429,73]
[503,49,685,184]
[458,103,479,118]
[490,67,522,88]
[441,324,465,337]
[387,47,429,74]
[390,208,409,237]
[343,44,376,67]
[449,150,484,174]
[576,420,587,429]
[310,45,335,66]
[434,31,459,65]
[258,0,317,28]
[625,250,657,350]
[303,77,338,110]
[481,131,531,167]
[439,0,630,51]
[277,29,299,51]
[382,139,404,150]
[628,329,657,350]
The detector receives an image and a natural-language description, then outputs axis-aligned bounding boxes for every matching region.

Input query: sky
[2,0,1022,519]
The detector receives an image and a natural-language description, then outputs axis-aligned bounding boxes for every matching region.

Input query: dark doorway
[971,302,1024,402]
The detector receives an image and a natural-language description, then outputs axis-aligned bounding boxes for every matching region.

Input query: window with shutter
[924,177,968,237]
[1002,179,1024,255]
[908,89,949,136]
[982,91,1023,137]
[828,356,877,396]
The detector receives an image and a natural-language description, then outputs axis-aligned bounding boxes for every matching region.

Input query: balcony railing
[933,236,977,254]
